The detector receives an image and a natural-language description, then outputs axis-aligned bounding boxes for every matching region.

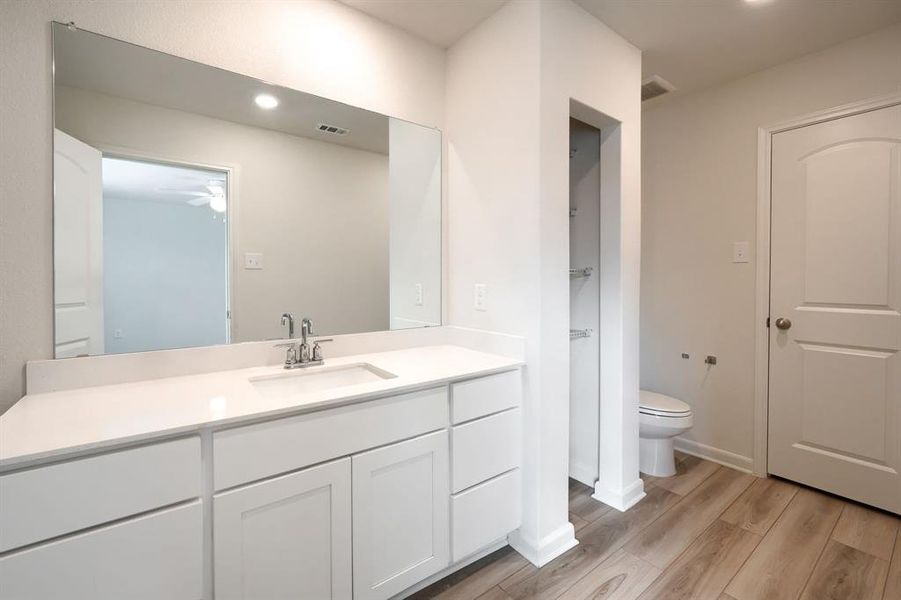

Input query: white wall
[56,86,390,341]
[446,0,545,559]
[0,0,445,413]
[539,0,643,522]
[641,22,901,467]
[447,0,641,565]
[388,119,442,329]
[103,194,228,353]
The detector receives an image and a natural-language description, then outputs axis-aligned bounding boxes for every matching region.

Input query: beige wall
[56,85,390,341]
[641,22,901,464]
[0,0,445,414]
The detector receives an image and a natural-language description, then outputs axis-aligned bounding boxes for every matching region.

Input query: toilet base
[640,437,677,477]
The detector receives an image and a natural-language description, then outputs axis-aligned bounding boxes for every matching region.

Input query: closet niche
[569,118,601,487]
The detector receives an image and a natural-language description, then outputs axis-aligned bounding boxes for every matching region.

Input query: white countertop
[0,345,522,469]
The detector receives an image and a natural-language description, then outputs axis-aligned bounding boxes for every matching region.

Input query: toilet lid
[639,390,691,417]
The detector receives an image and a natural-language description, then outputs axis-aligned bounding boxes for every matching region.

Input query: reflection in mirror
[52,23,441,358]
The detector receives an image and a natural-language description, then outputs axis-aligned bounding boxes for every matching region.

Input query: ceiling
[102,157,227,208]
[54,24,390,154]
[340,0,901,100]
[339,0,507,47]
[575,0,901,100]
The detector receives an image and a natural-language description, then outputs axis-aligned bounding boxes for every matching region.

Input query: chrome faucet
[275,315,327,369]
[299,318,314,364]
[281,313,296,339]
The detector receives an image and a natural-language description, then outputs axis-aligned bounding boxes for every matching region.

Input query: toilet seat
[639,390,691,418]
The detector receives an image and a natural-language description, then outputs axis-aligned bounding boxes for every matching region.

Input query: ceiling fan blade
[186,197,210,206]
[156,189,212,197]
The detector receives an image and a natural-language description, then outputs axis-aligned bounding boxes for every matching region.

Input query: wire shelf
[569,267,593,278]
[569,328,592,340]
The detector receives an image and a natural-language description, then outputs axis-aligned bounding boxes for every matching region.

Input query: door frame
[752,91,901,476]
[81,142,239,346]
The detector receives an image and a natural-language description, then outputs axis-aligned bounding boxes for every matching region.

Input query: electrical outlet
[474,284,487,311]
[244,252,264,270]
[415,283,423,306]
[732,242,750,263]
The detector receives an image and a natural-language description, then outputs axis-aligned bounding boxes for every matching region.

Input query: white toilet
[639,390,693,477]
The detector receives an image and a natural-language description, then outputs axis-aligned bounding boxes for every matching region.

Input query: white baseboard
[592,477,646,512]
[508,522,578,567]
[569,461,597,487]
[674,437,754,474]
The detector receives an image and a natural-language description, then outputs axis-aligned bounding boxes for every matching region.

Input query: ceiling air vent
[316,123,349,136]
[641,75,676,102]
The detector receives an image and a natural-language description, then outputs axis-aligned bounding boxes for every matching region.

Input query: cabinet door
[214,458,352,600]
[352,430,450,600]
[0,502,202,600]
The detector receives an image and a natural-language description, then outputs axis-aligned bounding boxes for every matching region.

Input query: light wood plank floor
[411,453,901,600]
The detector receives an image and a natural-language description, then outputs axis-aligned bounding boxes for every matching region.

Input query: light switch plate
[244,252,263,270]
[732,242,750,263]
[415,283,423,306]
[474,284,487,311]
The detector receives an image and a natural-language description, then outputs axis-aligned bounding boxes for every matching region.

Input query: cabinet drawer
[452,408,520,493]
[452,469,521,562]
[451,370,521,424]
[214,386,448,490]
[0,437,201,552]
[0,501,203,600]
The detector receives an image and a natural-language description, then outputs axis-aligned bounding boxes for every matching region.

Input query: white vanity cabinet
[1,365,524,600]
[0,502,203,600]
[213,458,353,600]
[352,431,450,600]
[0,437,203,600]
[449,372,523,562]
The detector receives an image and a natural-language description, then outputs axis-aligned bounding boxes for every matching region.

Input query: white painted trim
[508,521,578,567]
[753,125,771,477]
[592,477,645,512]
[754,91,901,477]
[674,437,754,475]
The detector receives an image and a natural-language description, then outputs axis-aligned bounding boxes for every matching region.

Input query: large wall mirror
[52,23,441,358]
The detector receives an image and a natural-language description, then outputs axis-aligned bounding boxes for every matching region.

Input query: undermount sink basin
[250,363,397,398]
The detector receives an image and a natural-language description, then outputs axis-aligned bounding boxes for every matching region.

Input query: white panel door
[213,458,352,600]
[53,129,104,357]
[352,430,449,600]
[769,103,901,514]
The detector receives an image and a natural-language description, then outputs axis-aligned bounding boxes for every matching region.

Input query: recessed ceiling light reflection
[254,93,279,110]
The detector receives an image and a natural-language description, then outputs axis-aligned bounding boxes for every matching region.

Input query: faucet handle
[299,342,311,363]
[274,341,298,366]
